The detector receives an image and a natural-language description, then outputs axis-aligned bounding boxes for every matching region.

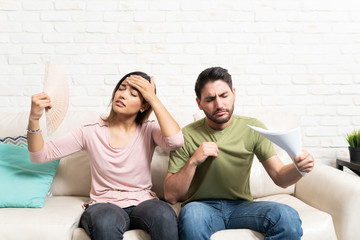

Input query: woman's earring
[140,109,144,113]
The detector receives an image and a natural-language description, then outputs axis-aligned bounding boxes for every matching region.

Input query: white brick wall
[1,0,360,167]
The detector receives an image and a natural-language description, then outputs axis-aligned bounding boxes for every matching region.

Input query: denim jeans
[179,200,302,240]
[80,199,179,240]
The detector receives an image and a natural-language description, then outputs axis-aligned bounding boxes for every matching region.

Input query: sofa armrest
[295,162,360,240]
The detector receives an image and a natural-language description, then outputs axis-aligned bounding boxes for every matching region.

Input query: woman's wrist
[28,118,40,132]
[27,126,41,134]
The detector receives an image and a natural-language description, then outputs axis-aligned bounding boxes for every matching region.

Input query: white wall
[1,0,360,166]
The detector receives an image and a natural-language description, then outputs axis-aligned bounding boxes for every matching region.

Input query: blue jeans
[179,200,302,240]
[80,199,178,240]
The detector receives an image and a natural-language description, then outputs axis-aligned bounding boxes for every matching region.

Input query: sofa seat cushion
[73,195,336,240]
[73,228,151,240]
[258,194,336,240]
[211,194,336,240]
[211,229,263,240]
[0,196,89,240]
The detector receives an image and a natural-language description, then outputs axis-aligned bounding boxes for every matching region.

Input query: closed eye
[205,97,215,102]
[118,84,139,97]
[118,84,126,91]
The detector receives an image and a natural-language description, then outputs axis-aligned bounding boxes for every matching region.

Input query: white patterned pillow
[0,135,27,148]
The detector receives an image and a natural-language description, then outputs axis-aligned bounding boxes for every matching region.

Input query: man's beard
[203,104,234,125]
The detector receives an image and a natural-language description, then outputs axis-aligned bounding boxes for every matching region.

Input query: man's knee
[180,202,209,223]
[179,202,223,240]
[179,201,221,231]
[269,203,303,238]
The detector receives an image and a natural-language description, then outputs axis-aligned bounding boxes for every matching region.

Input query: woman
[27,72,184,240]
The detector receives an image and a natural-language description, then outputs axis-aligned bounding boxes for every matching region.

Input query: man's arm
[164,142,219,205]
[262,150,314,188]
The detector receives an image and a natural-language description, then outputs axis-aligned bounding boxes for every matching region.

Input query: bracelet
[27,127,41,134]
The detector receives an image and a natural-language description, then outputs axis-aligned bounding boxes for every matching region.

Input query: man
[164,66,314,240]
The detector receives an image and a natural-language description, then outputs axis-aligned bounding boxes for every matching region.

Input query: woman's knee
[132,199,177,226]
[81,203,130,239]
[131,199,179,240]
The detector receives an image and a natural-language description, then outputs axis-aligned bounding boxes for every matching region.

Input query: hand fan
[43,61,69,136]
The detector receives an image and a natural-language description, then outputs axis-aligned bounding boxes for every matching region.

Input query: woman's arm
[27,93,52,153]
[127,75,180,137]
[27,92,85,164]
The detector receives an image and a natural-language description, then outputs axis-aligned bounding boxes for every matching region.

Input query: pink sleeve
[29,125,85,164]
[151,121,184,151]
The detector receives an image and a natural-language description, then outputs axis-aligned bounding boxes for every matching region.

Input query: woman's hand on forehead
[126,75,156,103]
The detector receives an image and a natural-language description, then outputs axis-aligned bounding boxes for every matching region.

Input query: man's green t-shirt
[168,115,276,204]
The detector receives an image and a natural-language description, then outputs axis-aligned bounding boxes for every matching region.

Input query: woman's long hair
[102,71,155,125]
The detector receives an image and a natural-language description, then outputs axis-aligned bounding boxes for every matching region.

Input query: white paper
[248,125,305,176]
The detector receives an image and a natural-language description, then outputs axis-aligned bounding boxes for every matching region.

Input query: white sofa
[1,110,360,240]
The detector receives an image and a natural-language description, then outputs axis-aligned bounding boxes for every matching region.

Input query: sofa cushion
[250,154,294,198]
[50,151,91,197]
[0,112,31,138]
[0,196,89,240]
[256,194,337,240]
[73,228,151,240]
[150,147,170,200]
[0,143,59,208]
[211,229,264,240]
[0,135,27,148]
[211,194,336,240]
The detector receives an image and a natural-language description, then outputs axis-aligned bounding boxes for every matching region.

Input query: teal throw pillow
[0,143,60,208]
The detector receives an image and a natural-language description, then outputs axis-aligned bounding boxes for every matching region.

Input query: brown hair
[102,71,155,125]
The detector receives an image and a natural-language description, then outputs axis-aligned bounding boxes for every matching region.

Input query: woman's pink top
[29,119,184,208]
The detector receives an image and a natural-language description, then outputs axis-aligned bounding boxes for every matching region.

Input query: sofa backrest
[245,111,299,198]
[1,111,299,199]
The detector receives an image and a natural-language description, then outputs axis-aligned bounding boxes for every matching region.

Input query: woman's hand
[29,92,52,121]
[126,75,157,104]
[28,92,50,152]
[127,74,180,138]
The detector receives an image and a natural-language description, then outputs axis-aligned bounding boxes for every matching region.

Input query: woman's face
[112,80,145,117]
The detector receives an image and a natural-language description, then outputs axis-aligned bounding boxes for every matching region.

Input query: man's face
[196,79,235,129]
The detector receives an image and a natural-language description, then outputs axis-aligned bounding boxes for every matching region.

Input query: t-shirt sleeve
[29,125,85,164]
[168,139,191,173]
[251,119,277,162]
[150,120,184,151]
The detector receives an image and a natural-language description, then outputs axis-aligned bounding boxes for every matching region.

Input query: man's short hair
[195,67,232,99]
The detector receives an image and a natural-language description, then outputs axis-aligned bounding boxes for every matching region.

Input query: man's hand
[294,150,314,173]
[190,142,219,166]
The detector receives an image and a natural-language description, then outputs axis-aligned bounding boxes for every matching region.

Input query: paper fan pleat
[43,61,69,136]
